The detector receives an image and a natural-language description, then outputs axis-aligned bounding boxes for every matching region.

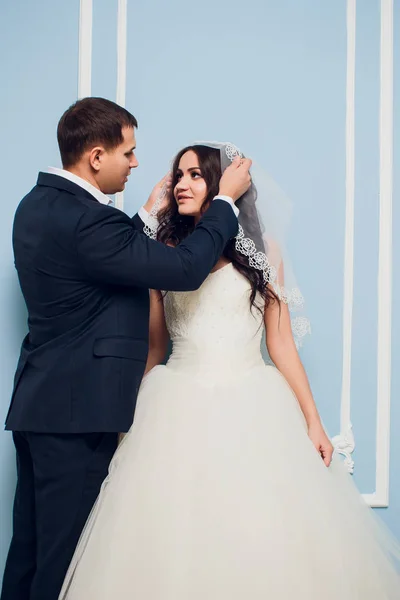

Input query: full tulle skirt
[59,364,400,599]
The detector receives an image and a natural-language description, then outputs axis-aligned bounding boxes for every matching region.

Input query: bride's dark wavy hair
[157,145,279,312]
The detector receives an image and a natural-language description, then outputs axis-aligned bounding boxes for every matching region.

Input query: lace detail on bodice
[163,264,265,376]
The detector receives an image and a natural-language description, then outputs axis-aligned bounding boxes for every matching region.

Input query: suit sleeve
[75,200,237,291]
[131,212,144,232]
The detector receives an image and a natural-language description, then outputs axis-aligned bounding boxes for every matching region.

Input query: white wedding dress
[60,263,400,599]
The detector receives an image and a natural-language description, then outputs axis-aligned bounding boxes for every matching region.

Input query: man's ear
[89,146,105,172]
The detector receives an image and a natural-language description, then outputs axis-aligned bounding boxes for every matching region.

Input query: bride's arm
[264,297,318,425]
[145,290,169,374]
[264,275,333,466]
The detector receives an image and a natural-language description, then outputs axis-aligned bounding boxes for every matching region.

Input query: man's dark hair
[57,97,138,168]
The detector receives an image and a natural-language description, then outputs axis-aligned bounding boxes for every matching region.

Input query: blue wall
[1,0,398,580]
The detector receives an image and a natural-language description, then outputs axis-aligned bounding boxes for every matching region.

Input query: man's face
[96,126,138,194]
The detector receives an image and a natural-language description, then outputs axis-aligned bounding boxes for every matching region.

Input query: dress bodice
[163,263,265,377]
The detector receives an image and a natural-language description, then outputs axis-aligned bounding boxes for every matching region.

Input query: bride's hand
[143,173,172,214]
[307,422,334,467]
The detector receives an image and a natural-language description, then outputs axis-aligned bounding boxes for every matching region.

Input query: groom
[1,97,251,600]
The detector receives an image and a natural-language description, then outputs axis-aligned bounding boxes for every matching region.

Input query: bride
[59,142,400,599]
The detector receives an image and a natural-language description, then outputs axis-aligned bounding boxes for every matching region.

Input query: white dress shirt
[46,167,112,205]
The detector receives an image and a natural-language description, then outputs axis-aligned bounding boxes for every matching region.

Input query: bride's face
[174,151,208,218]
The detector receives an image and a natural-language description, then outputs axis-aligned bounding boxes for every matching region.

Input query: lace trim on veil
[234,223,310,347]
[225,143,310,347]
[143,184,168,240]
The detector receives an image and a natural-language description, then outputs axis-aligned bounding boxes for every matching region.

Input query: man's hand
[218,157,252,202]
[143,173,172,214]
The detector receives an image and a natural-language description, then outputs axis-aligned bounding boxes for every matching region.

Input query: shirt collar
[46,167,111,205]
